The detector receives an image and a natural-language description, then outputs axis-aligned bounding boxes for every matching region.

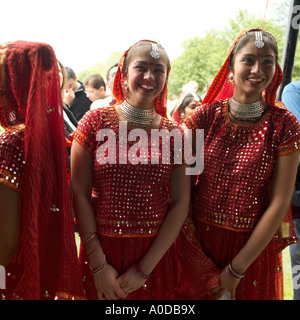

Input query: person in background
[182,80,199,94]
[88,63,118,110]
[184,28,300,299]
[282,80,300,300]
[65,67,92,121]
[0,41,85,300]
[85,74,108,102]
[70,40,220,300]
[172,91,202,124]
[105,62,118,106]
[58,61,78,163]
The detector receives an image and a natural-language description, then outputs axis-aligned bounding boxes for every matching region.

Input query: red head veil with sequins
[0,41,85,299]
[202,28,283,106]
[113,40,169,118]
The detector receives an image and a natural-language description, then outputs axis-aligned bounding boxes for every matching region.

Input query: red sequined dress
[0,125,85,300]
[0,129,81,300]
[71,106,220,300]
[185,99,300,299]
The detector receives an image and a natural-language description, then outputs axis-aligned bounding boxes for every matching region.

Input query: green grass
[283,247,294,300]
[75,232,80,256]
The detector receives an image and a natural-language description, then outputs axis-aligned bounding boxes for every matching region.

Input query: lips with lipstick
[140,84,155,92]
[247,78,264,85]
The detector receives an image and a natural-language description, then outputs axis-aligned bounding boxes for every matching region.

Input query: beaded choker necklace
[121,100,157,127]
[229,97,266,122]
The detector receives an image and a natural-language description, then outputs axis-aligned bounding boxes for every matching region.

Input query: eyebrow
[135,60,166,67]
[241,53,275,59]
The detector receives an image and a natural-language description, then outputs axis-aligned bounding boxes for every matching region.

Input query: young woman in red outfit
[184,29,300,300]
[71,40,220,300]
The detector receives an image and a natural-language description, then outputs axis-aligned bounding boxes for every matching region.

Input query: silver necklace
[121,100,157,127]
[229,97,266,122]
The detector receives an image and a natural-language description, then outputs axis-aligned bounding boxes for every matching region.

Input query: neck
[74,81,80,91]
[232,91,263,104]
[126,98,154,110]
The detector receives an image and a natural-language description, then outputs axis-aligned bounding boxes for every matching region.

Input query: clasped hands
[94,263,147,300]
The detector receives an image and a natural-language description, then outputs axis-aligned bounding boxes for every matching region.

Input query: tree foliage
[168,9,287,98]
[77,51,122,83]
[76,2,300,100]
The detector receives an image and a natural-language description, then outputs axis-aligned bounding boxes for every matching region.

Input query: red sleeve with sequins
[276,108,300,157]
[184,101,217,131]
[0,130,25,193]
[69,109,102,155]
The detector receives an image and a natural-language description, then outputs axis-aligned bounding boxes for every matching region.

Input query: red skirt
[79,224,220,300]
[196,220,283,300]
[80,236,180,300]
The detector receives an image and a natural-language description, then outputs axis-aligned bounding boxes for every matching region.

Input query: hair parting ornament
[254,30,264,48]
[150,42,160,59]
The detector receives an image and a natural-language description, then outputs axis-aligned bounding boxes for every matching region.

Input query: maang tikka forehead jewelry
[150,42,160,59]
[254,30,264,48]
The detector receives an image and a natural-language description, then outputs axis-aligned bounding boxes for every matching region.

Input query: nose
[144,69,154,81]
[251,61,262,74]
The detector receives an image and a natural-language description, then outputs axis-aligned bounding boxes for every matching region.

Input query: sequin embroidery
[185,99,300,231]
[72,106,185,237]
[0,125,25,193]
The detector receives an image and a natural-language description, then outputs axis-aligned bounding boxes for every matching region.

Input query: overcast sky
[2,0,285,73]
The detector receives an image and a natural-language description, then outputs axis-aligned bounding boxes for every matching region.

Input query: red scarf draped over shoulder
[0,41,85,299]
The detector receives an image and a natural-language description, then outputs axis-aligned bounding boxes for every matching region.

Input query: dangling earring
[228,72,234,83]
[123,81,129,98]
[8,111,17,123]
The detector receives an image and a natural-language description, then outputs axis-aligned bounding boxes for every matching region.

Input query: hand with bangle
[117,261,152,295]
[81,232,128,300]
[208,260,246,300]
[225,262,246,280]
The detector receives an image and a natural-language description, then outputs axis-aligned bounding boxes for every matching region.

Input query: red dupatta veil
[0,41,85,299]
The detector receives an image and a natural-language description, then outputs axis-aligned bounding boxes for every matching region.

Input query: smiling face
[123,44,169,109]
[230,37,277,103]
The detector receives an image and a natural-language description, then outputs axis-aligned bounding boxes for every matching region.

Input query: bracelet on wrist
[81,232,100,257]
[89,254,107,276]
[225,262,246,280]
[134,263,152,279]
